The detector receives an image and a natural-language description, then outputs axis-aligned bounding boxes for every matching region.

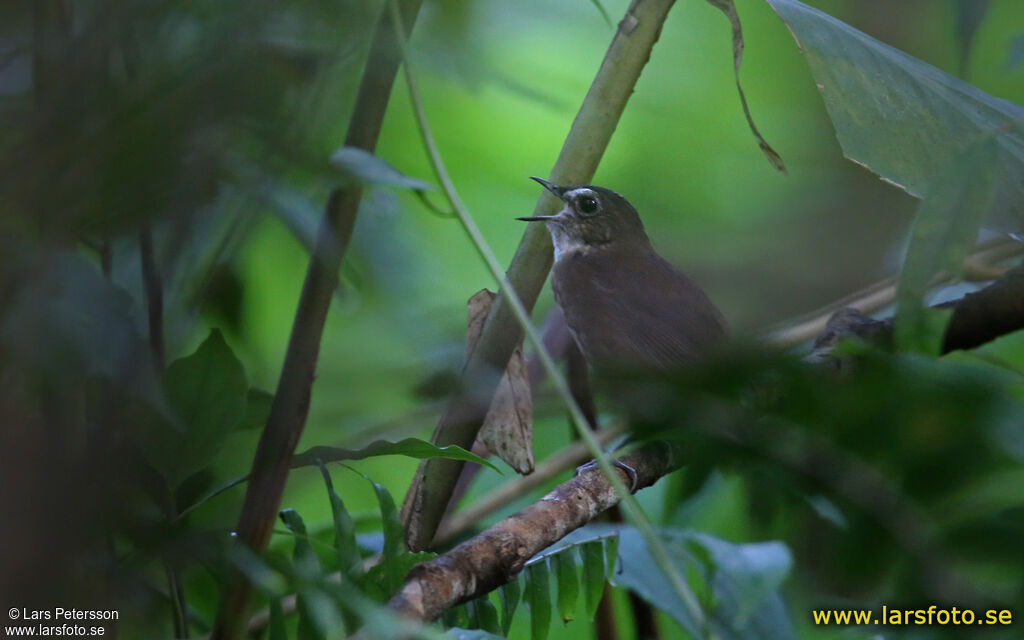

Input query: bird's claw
[575,459,639,493]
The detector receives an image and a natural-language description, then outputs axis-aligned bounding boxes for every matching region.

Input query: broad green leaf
[763,0,1024,232]
[683,540,714,610]
[692,535,791,628]
[553,552,578,623]
[499,577,521,636]
[316,461,362,578]
[526,562,551,640]
[237,388,274,431]
[330,146,434,191]
[612,527,794,640]
[893,139,1000,354]
[580,542,605,619]
[294,438,500,473]
[163,329,248,486]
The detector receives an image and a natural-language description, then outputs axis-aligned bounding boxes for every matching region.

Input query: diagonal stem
[209,1,426,637]
[388,2,707,633]
[399,0,680,555]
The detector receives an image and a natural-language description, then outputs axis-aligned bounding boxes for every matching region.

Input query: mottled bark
[389,443,684,622]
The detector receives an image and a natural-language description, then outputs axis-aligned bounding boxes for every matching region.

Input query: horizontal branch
[388,442,684,622]
[433,424,624,546]
[809,261,1024,360]
[767,237,1022,347]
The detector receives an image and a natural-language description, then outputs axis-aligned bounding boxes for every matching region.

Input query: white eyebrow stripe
[563,188,596,200]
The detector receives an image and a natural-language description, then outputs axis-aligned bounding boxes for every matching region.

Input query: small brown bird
[519,177,727,374]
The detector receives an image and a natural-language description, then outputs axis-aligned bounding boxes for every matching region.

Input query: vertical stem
[210,2,425,637]
[139,228,165,370]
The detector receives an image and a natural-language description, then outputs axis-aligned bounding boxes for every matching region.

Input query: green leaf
[330,146,434,191]
[296,587,343,640]
[553,551,578,623]
[162,329,248,486]
[280,508,320,578]
[526,562,551,640]
[316,462,363,578]
[361,551,435,604]
[499,577,521,636]
[612,527,794,640]
[352,470,404,595]
[683,540,714,610]
[237,388,274,431]
[580,541,605,619]
[893,139,1000,354]
[763,0,1024,233]
[281,509,342,640]
[473,597,501,634]
[227,545,288,596]
[694,535,791,628]
[178,437,498,520]
[452,605,471,630]
[603,535,619,579]
[0,246,156,389]
[268,598,287,640]
[294,438,500,472]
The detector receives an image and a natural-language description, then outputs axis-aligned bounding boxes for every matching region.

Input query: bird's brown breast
[551,247,726,372]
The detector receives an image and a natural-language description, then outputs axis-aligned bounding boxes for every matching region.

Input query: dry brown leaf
[467,289,534,475]
[706,0,787,173]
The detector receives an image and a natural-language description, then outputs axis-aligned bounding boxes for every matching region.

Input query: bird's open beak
[518,176,568,221]
[516,215,554,222]
[530,176,568,199]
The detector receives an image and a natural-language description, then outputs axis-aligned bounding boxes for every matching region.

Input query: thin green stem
[386,1,707,634]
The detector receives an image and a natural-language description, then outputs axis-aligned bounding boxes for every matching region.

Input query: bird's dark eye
[578,196,599,214]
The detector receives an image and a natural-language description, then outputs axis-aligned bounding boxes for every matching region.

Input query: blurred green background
[2,0,1023,637]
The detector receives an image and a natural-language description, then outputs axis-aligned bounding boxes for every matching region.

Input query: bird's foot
[575,459,639,492]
